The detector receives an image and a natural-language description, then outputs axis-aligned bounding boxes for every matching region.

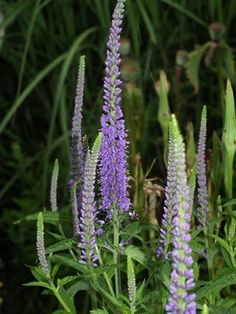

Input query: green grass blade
[0,53,66,135]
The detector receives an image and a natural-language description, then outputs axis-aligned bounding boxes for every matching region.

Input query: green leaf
[46,239,76,254]
[98,287,129,311]
[221,44,236,84]
[210,235,230,252]
[23,281,51,289]
[15,211,71,225]
[185,43,210,93]
[135,280,146,303]
[222,80,236,201]
[57,276,78,288]
[124,245,146,267]
[157,70,170,146]
[51,255,85,272]
[197,268,236,299]
[91,309,109,314]
[56,286,76,314]
[67,281,89,298]
[30,266,48,282]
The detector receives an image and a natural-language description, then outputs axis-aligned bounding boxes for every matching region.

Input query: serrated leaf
[98,287,129,311]
[67,280,89,298]
[15,211,71,225]
[46,239,76,254]
[30,266,48,282]
[23,281,51,289]
[57,276,78,287]
[210,235,230,252]
[56,286,76,313]
[51,255,85,272]
[124,245,146,266]
[135,280,145,302]
[197,268,236,299]
[185,43,210,93]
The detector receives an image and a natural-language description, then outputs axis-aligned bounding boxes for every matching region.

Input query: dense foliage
[0,0,236,313]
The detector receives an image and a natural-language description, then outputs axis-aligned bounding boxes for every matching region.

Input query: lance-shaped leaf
[222,80,236,202]
[157,70,171,147]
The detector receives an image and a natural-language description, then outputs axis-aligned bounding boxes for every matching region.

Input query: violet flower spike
[196,106,209,228]
[69,55,86,235]
[166,115,196,314]
[157,122,177,259]
[100,0,130,218]
[70,55,86,186]
[78,134,101,267]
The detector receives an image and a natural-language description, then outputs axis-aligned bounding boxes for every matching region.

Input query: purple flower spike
[196,106,209,228]
[79,135,101,267]
[70,55,86,187]
[157,122,177,259]
[70,55,86,235]
[166,115,196,314]
[100,0,130,218]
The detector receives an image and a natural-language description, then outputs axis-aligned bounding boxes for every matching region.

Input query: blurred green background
[0,0,235,313]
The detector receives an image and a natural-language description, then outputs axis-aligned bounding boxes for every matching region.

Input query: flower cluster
[196,106,208,228]
[165,116,196,314]
[99,0,130,218]
[78,135,101,266]
[69,55,86,235]
[157,121,177,258]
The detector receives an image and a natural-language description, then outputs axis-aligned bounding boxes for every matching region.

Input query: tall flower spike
[36,212,49,275]
[69,55,86,235]
[78,134,101,267]
[50,159,59,212]
[157,121,177,258]
[100,0,130,218]
[196,106,208,228]
[166,115,196,314]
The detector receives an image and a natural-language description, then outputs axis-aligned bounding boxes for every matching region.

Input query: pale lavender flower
[78,135,101,267]
[196,106,208,228]
[36,212,49,275]
[50,159,59,212]
[157,122,177,258]
[100,0,130,218]
[69,55,86,235]
[166,116,196,314]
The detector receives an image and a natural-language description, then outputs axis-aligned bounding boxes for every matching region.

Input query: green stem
[203,227,214,304]
[50,282,71,313]
[95,246,115,296]
[113,205,120,296]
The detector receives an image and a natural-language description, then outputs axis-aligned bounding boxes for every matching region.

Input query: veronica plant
[157,120,177,259]
[166,115,196,314]
[78,134,101,267]
[196,106,209,229]
[24,1,236,313]
[99,0,130,219]
[69,55,86,235]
